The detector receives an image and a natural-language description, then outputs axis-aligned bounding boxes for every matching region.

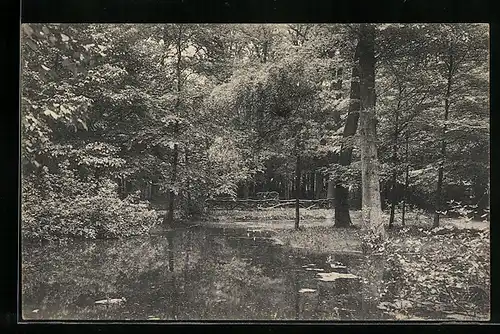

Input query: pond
[22,226,394,321]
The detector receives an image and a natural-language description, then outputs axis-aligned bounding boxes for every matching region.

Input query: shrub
[381,228,490,318]
[22,170,159,241]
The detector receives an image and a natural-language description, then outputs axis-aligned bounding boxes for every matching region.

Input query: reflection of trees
[24,229,338,320]
[348,254,385,319]
[166,231,179,320]
[22,238,175,319]
[293,270,301,320]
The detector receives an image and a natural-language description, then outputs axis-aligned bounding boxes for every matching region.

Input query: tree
[333,42,360,228]
[358,24,385,238]
[430,24,489,227]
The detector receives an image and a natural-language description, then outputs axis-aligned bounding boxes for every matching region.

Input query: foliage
[381,227,490,318]
[22,167,159,241]
[21,23,489,239]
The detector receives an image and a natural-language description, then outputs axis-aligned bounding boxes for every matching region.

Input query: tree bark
[327,180,335,208]
[165,129,179,226]
[185,151,192,213]
[388,94,402,228]
[401,132,410,227]
[295,153,301,230]
[434,45,454,228]
[334,43,361,228]
[164,25,183,227]
[314,171,323,199]
[285,176,290,200]
[358,24,385,239]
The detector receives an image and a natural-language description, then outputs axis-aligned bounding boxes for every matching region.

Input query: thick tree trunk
[334,43,361,228]
[334,184,351,227]
[434,48,454,228]
[358,24,385,239]
[401,133,410,227]
[295,153,301,230]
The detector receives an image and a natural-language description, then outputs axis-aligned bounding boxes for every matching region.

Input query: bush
[22,170,159,241]
[381,228,490,318]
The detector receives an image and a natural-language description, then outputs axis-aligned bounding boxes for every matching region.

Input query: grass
[203,208,489,255]
[274,226,363,254]
[208,207,487,229]
[212,208,337,222]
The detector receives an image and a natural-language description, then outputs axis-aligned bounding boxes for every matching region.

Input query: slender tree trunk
[285,176,290,200]
[358,24,384,239]
[243,181,250,199]
[401,132,410,227]
[165,131,179,226]
[295,153,301,230]
[388,97,401,228]
[315,171,323,199]
[164,25,183,227]
[308,172,313,199]
[334,44,361,228]
[434,48,454,227]
[327,180,335,208]
[185,152,192,213]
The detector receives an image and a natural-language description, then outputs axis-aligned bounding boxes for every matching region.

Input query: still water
[22,226,393,321]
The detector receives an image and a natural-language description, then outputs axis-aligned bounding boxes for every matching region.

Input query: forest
[21,23,489,321]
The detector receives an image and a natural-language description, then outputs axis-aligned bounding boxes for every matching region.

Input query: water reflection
[22,226,388,321]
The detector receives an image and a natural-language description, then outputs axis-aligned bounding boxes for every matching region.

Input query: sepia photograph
[20,23,490,321]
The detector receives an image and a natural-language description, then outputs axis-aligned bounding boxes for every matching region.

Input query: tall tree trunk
[433,47,454,228]
[401,132,410,227]
[295,153,301,230]
[165,131,179,226]
[388,96,402,228]
[334,44,361,228]
[358,24,385,239]
[185,152,192,213]
[326,66,344,209]
[164,25,183,227]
